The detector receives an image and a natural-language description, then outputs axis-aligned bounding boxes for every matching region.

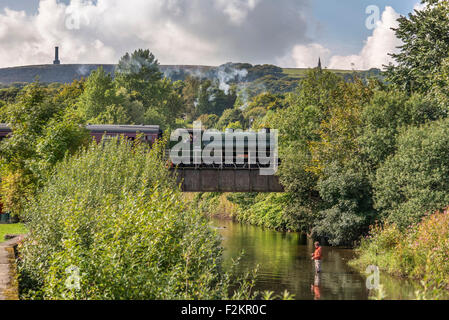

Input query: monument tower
[53,47,61,65]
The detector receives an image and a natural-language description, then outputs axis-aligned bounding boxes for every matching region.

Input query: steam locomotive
[168,128,277,170]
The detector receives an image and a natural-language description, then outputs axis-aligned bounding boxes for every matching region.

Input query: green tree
[0,86,21,107]
[196,80,236,118]
[263,71,343,236]
[52,80,85,111]
[374,118,449,228]
[313,163,374,246]
[430,57,449,109]
[246,92,284,112]
[182,76,202,121]
[386,0,449,93]
[0,82,88,215]
[308,79,376,176]
[77,68,145,125]
[77,67,116,120]
[115,50,184,128]
[266,71,381,244]
[358,90,446,175]
[142,78,184,129]
[115,49,163,94]
[196,114,219,129]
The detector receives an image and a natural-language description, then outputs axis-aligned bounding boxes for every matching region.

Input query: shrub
[18,138,240,300]
[0,82,89,216]
[359,91,446,172]
[374,118,449,228]
[312,163,375,246]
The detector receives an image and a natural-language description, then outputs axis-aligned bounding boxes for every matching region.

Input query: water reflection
[311,274,321,300]
[212,218,422,300]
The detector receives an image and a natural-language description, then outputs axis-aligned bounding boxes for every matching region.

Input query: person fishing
[311,241,322,273]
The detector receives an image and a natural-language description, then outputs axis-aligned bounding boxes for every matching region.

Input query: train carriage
[86,125,163,144]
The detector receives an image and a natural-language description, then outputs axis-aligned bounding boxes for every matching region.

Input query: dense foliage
[18,138,249,300]
[0,82,89,215]
[386,0,449,93]
[374,118,449,228]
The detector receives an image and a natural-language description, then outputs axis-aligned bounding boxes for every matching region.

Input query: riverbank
[192,193,239,220]
[349,210,449,299]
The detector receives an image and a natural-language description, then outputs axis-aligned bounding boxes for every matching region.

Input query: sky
[0,0,423,69]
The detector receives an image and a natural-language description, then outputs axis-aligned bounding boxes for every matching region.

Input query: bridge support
[174,169,284,193]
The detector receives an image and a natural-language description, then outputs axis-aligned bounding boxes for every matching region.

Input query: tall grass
[18,138,251,300]
[351,208,449,298]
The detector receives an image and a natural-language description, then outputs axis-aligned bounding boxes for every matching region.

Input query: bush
[18,138,239,300]
[313,163,375,246]
[216,108,245,130]
[359,91,446,172]
[374,118,449,228]
[0,82,89,216]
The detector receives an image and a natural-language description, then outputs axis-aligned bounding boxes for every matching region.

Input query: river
[211,218,422,300]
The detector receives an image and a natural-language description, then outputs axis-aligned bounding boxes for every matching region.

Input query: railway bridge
[1,124,285,192]
[173,168,284,193]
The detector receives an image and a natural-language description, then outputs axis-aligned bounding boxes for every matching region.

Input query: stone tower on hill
[53,47,61,65]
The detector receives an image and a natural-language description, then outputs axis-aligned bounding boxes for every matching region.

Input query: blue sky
[0,0,420,68]
[0,0,70,12]
[310,0,418,55]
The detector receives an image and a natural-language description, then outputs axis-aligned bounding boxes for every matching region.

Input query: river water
[211,218,422,300]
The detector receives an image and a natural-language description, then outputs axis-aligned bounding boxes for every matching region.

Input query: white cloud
[329,6,401,70]
[0,0,310,68]
[215,0,261,25]
[277,43,331,68]
[279,6,402,70]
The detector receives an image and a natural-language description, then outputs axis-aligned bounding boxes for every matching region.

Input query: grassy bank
[0,223,27,243]
[194,192,297,231]
[350,209,449,299]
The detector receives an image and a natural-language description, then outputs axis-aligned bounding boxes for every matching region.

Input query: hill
[0,64,216,85]
[0,63,382,90]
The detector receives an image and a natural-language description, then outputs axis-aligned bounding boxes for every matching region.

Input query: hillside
[0,64,214,85]
[0,64,116,85]
[0,63,381,86]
